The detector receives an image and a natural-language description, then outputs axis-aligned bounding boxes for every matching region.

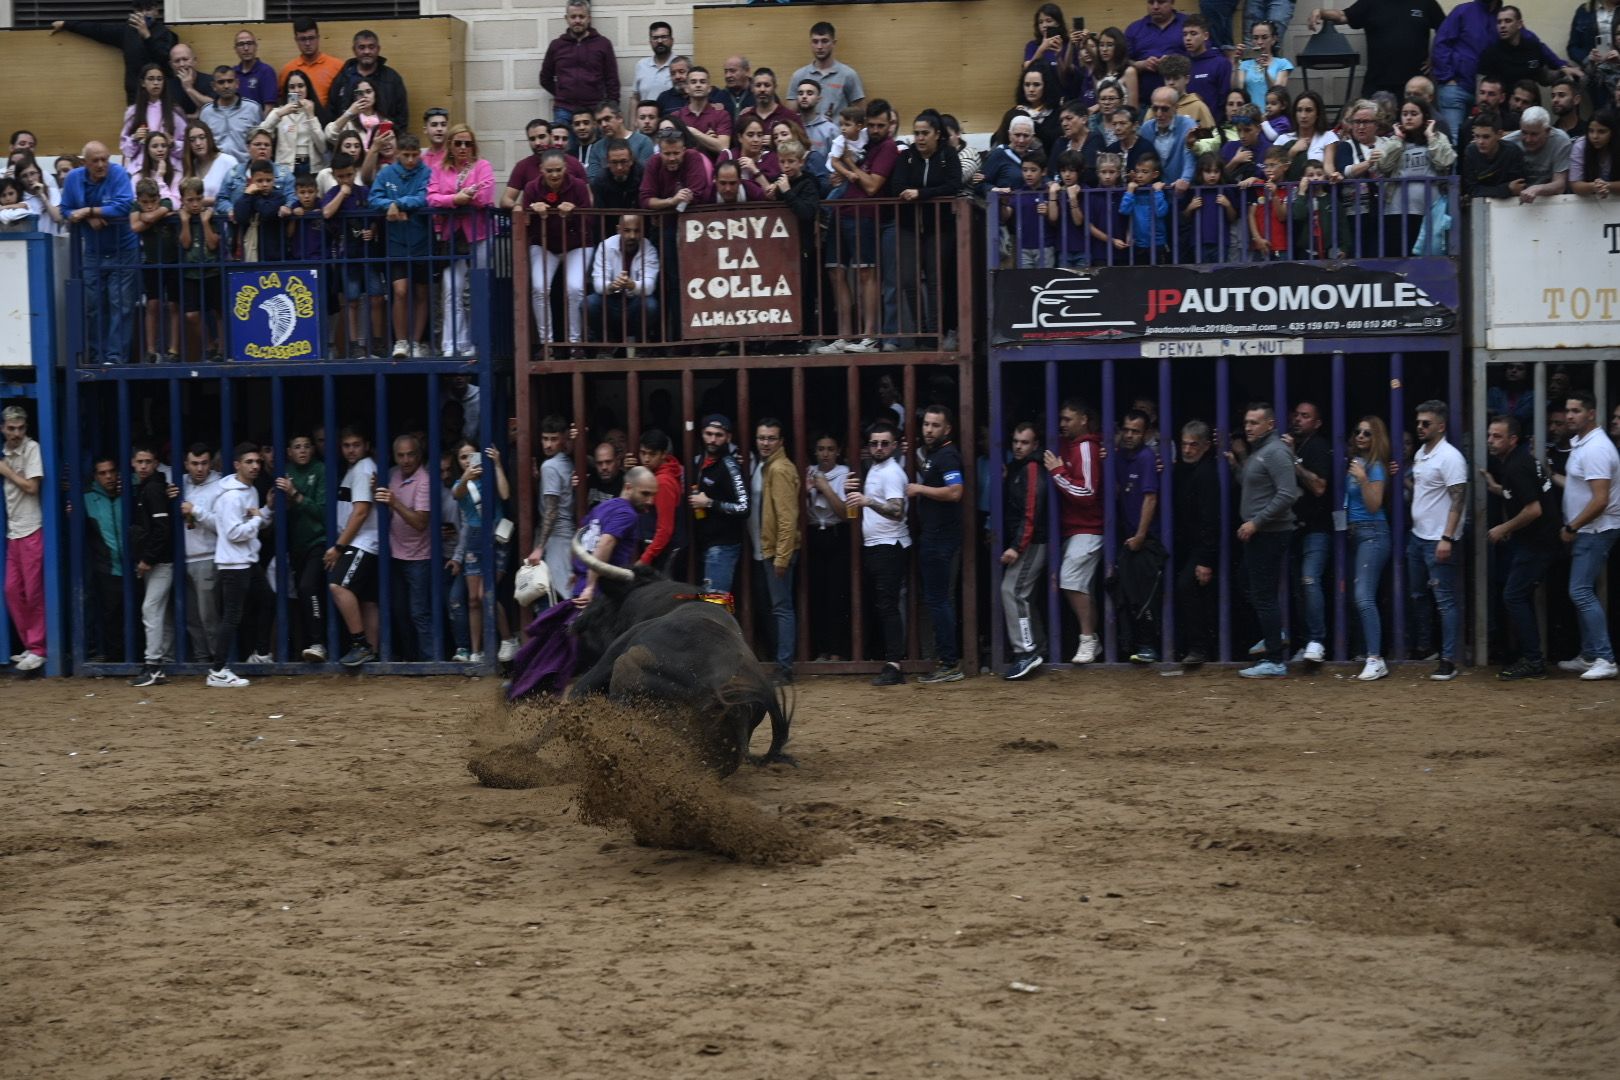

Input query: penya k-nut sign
[679,206,801,338]
[993,261,1458,343]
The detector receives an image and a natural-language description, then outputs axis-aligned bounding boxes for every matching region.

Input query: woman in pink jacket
[120,64,186,174]
[427,123,495,357]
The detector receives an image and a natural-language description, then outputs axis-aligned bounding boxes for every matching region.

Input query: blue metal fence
[61,209,513,677]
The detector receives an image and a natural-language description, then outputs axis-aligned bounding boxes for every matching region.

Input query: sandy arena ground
[3,666,1618,1079]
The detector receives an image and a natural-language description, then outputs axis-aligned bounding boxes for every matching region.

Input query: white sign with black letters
[1476,195,1620,351]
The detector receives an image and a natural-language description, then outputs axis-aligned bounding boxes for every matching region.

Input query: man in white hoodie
[177,443,223,662]
[183,442,271,688]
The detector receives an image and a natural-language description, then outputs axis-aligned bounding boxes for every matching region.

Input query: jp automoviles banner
[228,269,324,361]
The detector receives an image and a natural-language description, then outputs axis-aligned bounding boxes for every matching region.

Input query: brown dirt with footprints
[3,667,1617,1078]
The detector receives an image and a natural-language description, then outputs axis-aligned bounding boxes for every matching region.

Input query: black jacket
[65,16,176,106]
[886,145,962,231]
[1173,452,1220,569]
[1463,140,1527,199]
[130,473,173,567]
[327,58,410,131]
[591,165,644,213]
[1001,454,1048,552]
[692,449,749,548]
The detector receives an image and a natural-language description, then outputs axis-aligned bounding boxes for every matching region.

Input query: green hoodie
[285,458,327,555]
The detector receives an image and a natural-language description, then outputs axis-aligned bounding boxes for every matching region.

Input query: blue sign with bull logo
[227,268,323,361]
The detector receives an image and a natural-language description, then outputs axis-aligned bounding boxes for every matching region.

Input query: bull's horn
[571,532,635,582]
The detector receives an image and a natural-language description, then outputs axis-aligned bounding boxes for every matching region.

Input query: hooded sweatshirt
[638,454,687,566]
[205,475,272,569]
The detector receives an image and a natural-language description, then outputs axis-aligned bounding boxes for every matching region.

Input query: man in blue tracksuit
[59,142,138,365]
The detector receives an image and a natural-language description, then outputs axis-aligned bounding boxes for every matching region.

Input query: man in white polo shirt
[1555,389,1620,680]
[845,418,909,686]
[325,427,381,667]
[1407,399,1468,681]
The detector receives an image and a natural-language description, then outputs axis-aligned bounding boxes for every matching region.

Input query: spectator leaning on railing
[1505,105,1572,200]
[1569,107,1618,194]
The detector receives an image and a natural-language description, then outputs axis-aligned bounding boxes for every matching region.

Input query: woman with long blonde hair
[426,123,495,356]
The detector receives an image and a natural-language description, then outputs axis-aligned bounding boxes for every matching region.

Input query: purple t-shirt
[570,496,641,595]
[1125,12,1188,98]
[1114,443,1160,536]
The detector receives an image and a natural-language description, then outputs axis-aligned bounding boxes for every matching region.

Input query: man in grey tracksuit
[1237,403,1299,677]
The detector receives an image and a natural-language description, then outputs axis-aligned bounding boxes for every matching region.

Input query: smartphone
[1046,28,1064,40]
[376,121,395,139]
[1072,16,1086,31]
[289,90,301,105]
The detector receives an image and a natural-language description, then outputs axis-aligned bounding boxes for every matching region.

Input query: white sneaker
[1071,634,1099,664]
[467,651,485,664]
[410,341,430,358]
[452,648,472,662]
[301,643,327,662]
[1579,658,1618,680]
[497,636,520,662]
[844,337,880,353]
[245,652,273,665]
[1557,655,1594,673]
[1302,641,1326,663]
[814,339,851,354]
[391,339,409,359]
[13,650,45,672]
[206,668,250,688]
[9,650,26,663]
[1355,656,1388,681]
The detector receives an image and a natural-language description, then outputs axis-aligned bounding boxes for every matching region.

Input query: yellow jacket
[758,447,801,568]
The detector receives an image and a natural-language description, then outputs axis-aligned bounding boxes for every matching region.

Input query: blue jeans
[1200,0,1240,52]
[446,566,471,655]
[701,542,742,593]
[1350,520,1390,657]
[1569,529,1620,662]
[918,532,960,667]
[391,558,433,661]
[1244,1,1297,44]
[1501,539,1557,664]
[84,247,138,364]
[1437,83,1472,148]
[585,292,661,342]
[753,554,798,672]
[1406,535,1462,662]
[1294,529,1331,646]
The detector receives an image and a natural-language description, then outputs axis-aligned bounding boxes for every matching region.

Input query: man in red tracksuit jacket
[634,428,686,572]
[1000,422,1049,679]
[1042,398,1104,665]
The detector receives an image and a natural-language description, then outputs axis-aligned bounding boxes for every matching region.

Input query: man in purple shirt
[1113,408,1165,663]
[539,0,619,128]
[1127,0,1190,101]
[1181,16,1232,122]
[375,434,435,660]
[1431,0,1573,143]
[507,466,659,701]
[230,30,278,113]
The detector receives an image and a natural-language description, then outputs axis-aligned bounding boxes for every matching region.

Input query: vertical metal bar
[1216,355,1232,662]
[374,372,392,662]
[901,363,918,661]
[168,378,189,665]
[954,197,975,357]
[1158,356,1174,662]
[271,376,288,661]
[322,373,339,660]
[478,357,497,672]
[1389,352,1407,660]
[427,373,444,662]
[791,365,810,664]
[626,370,641,446]
[516,365,534,563]
[116,378,136,665]
[846,364,864,664]
[958,357,979,675]
[66,375,86,669]
[737,367,753,644]
[572,370,589,521]
[1273,355,1289,639]
[988,355,1006,671]
[1331,350,1348,661]
[1100,357,1117,664]
[1044,359,1061,666]
[1448,340,1468,666]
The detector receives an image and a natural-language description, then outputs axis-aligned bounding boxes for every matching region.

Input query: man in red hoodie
[540,1,619,128]
[634,427,685,572]
[1042,398,1104,664]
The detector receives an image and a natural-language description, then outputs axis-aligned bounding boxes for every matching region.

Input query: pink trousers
[5,529,45,655]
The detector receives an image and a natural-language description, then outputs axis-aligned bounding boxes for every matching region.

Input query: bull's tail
[717,666,797,769]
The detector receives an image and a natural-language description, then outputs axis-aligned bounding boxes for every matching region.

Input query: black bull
[563,536,795,776]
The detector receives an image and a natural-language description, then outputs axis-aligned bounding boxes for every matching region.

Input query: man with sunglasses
[847,419,910,685]
[1407,400,1468,681]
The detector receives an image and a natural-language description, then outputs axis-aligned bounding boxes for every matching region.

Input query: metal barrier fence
[1,233,67,676]
[512,197,978,362]
[982,178,1467,671]
[990,175,1460,268]
[61,210,511,676]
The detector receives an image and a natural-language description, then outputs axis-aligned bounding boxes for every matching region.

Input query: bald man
[59,143,139,365]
